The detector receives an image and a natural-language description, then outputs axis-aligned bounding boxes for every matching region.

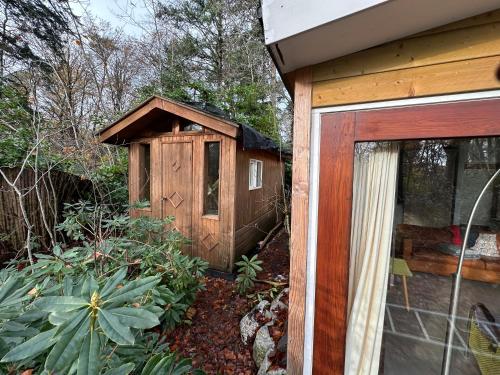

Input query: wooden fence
[0,167,87,262]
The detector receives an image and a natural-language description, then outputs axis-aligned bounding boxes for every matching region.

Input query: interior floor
[380,272,500,375]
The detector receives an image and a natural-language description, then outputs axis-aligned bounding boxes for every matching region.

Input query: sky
[71,0,150,35]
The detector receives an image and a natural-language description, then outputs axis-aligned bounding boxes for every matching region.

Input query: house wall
[286,9,500,375]
[128,127,237,272]
[234,148,284,261]
[311,10,500,107]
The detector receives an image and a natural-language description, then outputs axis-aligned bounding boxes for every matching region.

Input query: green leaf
[64,275,74,295]
[77,330,100,375]
[45,316,90,373]
[100,267,127,298]
[0,277,22,303]
[49,310,77,326]
[103,363,135,375]
[35,296,88,312]
[97,309,134,345]
[141,354,163,375]
[108,307,160,329]
[16,308,47,323]
[1,328,57,362]
[56,307,89,336]
[81,275,99,299]
[104,276,160,307]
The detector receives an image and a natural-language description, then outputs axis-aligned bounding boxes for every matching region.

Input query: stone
[270,288,289,313]
[267,369,287,375]
[253,325,275,367]
[240,300,270,345]
[257,349,273,375]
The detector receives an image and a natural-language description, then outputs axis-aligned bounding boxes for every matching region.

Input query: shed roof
[98,96,288,157]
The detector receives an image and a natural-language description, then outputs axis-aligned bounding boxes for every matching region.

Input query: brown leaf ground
[165,229,290,374]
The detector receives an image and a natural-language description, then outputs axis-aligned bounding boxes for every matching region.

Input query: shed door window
[249,159,263,190]
[138,143,151,205]
[204,142,220,215]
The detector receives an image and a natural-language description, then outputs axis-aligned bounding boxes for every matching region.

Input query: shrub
[235,254,263,295]
[0,201,208,374]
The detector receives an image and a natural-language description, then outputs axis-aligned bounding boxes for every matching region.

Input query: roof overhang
[261,0,500,76]
[98,96,240,144]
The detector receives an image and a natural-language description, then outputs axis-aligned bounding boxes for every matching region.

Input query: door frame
[305,90,500,375]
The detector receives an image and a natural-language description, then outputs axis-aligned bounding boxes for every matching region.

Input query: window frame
[249,159,263,190]
[139,142,151,205]
[202,140,221,217]
[312,98,500,375]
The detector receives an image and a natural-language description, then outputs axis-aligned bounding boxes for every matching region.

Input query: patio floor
[380,272,500,374]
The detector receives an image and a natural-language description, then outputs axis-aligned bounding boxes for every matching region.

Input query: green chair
[467,303,500,374]
[390,258,413,311]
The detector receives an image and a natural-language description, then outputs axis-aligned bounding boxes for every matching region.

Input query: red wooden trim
[314,98,500,374]
[355,98,500,141]
[313,112,355,375]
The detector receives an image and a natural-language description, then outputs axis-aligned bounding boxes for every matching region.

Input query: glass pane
[204,142,219,215]
[349,138,500,375]
[181,121,203,132]
[257,161,262,187]
[249,160,262,189]
[138,143,150,205]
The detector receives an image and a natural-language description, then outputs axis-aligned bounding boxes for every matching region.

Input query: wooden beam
[287,67,312,375]
[355,98,500,141]
[99,96,239,144]
[157,98,239,138]
[99,101,157,143]
[313,113,355,375]
[312,55,500,107]
[313,21,500,83]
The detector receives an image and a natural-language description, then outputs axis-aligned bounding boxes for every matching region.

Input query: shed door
[162,142,193,254]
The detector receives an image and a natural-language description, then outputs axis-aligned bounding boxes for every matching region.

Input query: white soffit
[261,0,500,74]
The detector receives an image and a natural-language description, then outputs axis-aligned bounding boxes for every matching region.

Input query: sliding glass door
[313,99,500,375]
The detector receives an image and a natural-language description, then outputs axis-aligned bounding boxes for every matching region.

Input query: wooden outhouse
[98,96,285,272]
[262,3,500,375]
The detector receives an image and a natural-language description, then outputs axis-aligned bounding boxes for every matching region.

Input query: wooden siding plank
[234,209,278,260]
[313,113,355,375]
[313,21,500,83]
[234,149,283,230]
[287,67,312,375]
[312,55,500,107]
[413,9,500,38]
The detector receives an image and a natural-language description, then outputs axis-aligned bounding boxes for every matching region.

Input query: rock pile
[239,288,289,374]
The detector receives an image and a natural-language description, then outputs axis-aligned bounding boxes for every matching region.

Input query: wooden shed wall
[286,9,500,375]
[311,9,500,108]
[234,149,283,260]
[128,129,237,271]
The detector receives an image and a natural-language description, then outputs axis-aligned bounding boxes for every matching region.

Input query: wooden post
[287,67,312,375]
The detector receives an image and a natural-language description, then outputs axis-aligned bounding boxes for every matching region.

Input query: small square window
[249,159,263,190]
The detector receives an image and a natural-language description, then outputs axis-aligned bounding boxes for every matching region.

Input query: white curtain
[345,143,400,375]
